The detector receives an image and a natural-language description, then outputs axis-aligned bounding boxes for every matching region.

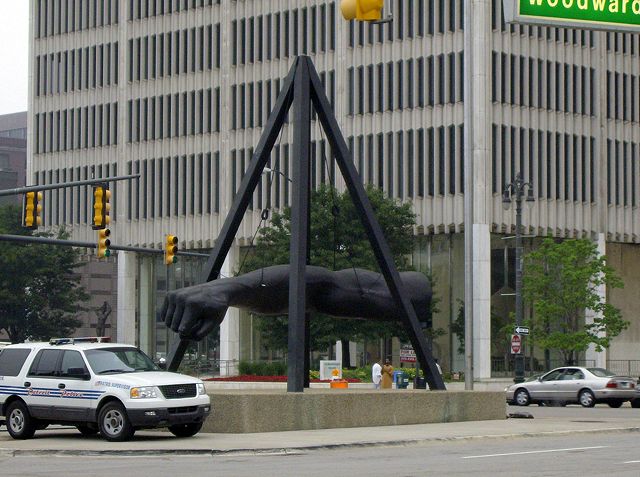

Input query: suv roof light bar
[49,337,111,345]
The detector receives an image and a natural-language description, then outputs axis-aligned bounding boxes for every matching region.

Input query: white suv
[0,338,210,441]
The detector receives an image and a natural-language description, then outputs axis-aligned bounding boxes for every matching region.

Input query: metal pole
[514,173,525,384]
[0,234,209,258]
[287,57,311,393]
[0,174,140,197]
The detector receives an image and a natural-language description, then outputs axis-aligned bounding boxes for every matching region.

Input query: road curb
[1,426,639,457]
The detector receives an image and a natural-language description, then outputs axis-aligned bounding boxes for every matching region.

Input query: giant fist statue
[161,264,432,341]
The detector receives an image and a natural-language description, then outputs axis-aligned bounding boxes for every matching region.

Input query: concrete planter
[203,389,505,433]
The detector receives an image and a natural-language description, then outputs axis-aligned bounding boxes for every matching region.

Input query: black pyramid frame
[167,56,446,392]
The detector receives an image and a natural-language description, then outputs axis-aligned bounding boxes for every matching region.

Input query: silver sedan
[505,367,636,407]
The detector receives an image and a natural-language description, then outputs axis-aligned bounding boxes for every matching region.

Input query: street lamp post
[502,172,535,384]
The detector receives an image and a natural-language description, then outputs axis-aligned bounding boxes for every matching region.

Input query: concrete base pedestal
[203,389,505,433]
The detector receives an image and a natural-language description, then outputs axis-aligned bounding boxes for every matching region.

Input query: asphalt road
[1,403,637,476]
[507,402,640,419]
[0,431,638,477]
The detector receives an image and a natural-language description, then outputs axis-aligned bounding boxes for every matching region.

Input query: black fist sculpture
[160,265,432,341]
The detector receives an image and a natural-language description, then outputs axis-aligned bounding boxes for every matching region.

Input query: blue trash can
[394,371,409,389]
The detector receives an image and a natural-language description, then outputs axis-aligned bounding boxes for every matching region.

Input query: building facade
[0,111,28,206]
[28,0,640,377]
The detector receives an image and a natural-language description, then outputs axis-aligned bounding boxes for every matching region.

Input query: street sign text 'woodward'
[503,0,640,32]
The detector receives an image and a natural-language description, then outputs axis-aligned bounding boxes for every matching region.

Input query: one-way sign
[514,326,529,335]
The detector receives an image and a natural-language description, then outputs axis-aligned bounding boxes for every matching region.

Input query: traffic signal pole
[0,174,140,197]
[0,234,208,258]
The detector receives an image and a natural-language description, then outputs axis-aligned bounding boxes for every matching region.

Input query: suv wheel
[168,422,203,438]
[6,401,37,440]
[98,402,135,442]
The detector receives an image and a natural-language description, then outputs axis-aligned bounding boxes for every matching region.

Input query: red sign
[511,334,522,354]
[400,344,416,363]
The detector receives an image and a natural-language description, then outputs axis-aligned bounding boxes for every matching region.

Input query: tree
[240,184,430,361]
[523,237,628,365]
[449,300,512,358]
[0,204,89,343]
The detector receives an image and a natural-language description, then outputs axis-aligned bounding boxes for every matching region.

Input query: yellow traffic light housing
[97,229,111,258]
[92,183,111,230]
[165,235,178,265]
[340,0,384,21]
[23,191,43,229]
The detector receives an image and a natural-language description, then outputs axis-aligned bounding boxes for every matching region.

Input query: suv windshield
[85,347,159,374]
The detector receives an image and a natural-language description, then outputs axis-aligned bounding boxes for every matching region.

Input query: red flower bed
[204,375,361,383]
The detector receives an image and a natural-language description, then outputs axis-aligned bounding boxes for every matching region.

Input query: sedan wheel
[607,400,623,408]
[579,389,596,408]
[514,388,531,406]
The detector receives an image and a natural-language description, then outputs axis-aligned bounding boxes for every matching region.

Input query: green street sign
[503,0,640,32]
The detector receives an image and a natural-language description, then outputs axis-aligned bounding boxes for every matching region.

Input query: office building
[0,111,28,205]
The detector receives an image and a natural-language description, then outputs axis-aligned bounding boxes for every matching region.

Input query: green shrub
[342,366,372,382]
[239,360,287,376]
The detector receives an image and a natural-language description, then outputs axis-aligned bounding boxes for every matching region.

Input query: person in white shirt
[372,360,382,389]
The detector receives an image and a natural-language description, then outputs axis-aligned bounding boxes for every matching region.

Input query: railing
[491,357,640,378]
[605,360,640,378]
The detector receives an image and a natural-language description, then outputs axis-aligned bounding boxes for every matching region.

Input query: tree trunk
[341,339,351,368]
[95,301,112,337]
[544,348,551,370]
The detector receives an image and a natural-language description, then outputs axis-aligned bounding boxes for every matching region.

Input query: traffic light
[92,183,111,230]
[97,229,111,258]
[340,0,384,21]
[23,191,43,229]
[165,234,178,265]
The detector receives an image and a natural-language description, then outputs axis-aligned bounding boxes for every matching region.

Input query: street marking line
[623,460,640,464]
[462,446,608,459]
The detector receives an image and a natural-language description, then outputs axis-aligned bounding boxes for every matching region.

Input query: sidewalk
[2,412,640,457]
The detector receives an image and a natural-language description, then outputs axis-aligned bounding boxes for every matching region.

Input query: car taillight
[605,380,618,389]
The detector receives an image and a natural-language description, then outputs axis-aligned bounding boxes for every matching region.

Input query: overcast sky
[0,2,29,115]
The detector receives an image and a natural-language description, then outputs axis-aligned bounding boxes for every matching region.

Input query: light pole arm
[0,174,140,197]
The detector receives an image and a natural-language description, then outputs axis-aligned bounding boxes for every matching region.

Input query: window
[60,350,89,378]
[28,349,63,377]
[541,369,564,381]
[0,348,32,376]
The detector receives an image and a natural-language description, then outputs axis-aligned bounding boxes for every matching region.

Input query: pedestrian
[381,358,394,389]
[372,359,382,389]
